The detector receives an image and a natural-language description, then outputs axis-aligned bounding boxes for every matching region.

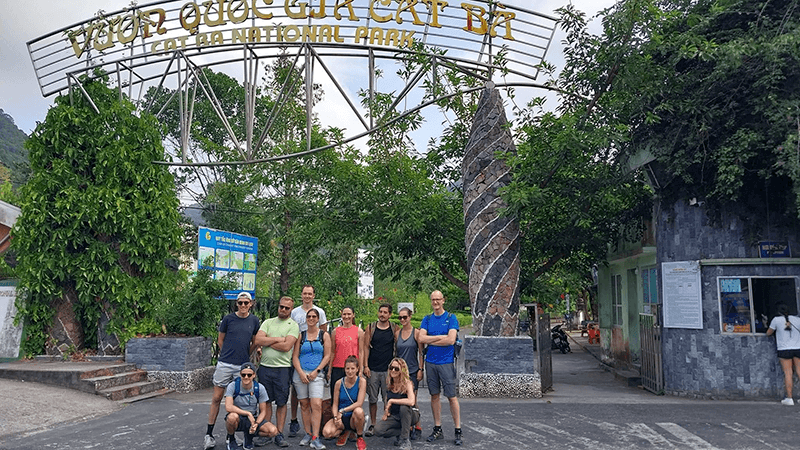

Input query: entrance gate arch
[27,0,558,166]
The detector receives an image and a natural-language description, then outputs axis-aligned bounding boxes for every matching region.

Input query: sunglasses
[237,301,250,306]
[398,315,409,320]
[241,372,254,378]
[278,305,292,310]
[389,366,401,372]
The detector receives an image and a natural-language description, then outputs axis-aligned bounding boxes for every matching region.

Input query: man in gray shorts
[419,290,462,446]
[363,303,398,436]
[205,292,261,449]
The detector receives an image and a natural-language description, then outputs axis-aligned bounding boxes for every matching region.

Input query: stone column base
[459,373,542,398]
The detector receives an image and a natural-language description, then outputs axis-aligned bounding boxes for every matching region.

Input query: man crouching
[225,362,278,450]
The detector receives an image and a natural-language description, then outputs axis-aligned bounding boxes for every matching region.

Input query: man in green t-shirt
[255,296,300,447]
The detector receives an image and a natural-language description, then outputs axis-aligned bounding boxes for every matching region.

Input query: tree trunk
[46,285,85,356]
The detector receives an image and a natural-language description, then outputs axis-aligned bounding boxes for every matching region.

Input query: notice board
[662,261,703,329]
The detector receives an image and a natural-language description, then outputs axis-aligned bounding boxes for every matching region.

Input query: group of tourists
[203,286,462,450]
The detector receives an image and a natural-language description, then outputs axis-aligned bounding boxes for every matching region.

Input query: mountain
[0,109,30,186]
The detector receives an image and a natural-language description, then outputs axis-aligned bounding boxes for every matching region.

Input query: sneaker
[228,437,243,450]
[364,425,374,437]
[356,437,367,450]
[393,436,401,446]
[275,433,290,448]
[299,434,312,446]
[349,431,357,442]
[310,438,327,450]
[782,397,795,406]
[335,433,348,447]
[410,428,421,441]
[398,439,412,450]
[426,428,443,442]
[454,429,462,446]
[253,436,273,447]
[205,434,217,449]
[289,420,301,437]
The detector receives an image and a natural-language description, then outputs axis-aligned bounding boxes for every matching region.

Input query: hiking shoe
[454,429,462,446]
[393,436,401,446]
[253,436,273,446]
[356,437,367,450]
[205,434,217,449]
[311,438,326,450]
[409,427,421,441]
[289,420,301,437]
[275,433,290,447]
[782,397,795,406]
[398,439,412,450]
[336,433,348,447]
[299,434,312,446]
[364,425,374,437]
[228,437,243,450]
[349,431,357,442]
[426,428,443,442]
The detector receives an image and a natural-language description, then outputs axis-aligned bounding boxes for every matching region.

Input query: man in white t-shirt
[288,285,328,436]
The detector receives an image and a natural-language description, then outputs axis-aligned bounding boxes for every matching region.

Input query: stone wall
[126,336,212,371]
[658,199,800,398]
[462,83,520,337]
[462,335,535,374]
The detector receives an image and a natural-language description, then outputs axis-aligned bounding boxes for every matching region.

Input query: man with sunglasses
[224,362,277,450]
[255,296,300,447]
[205,292,261,450]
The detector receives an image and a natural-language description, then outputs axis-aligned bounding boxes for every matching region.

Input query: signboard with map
[198,227,258,300]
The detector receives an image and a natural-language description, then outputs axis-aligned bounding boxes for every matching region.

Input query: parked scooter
[551,324,571,354]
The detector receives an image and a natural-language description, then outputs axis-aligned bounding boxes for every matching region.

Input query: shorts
[426,362,457,398]
[367,370,388,404]
[293,371,325,399]
[410,370,420,392]
[258,365,292,406]
[777,348,800,359]
[341,413,355,431]
[213,361,241,388]
[225,412,268,433]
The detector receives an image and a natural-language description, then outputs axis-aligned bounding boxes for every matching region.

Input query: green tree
[14,72,182,356]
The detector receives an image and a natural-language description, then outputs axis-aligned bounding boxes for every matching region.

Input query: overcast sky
[0,0,615,136]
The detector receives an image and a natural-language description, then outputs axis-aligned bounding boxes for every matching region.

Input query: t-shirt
[259,317,300,367]
[225,380,269,416]
[769,315,800,351]
[291,305,328,332]
[421,311,459,365]
[218,313,260,365]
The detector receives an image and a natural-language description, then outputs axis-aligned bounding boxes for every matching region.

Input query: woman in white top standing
[767,304,800,405]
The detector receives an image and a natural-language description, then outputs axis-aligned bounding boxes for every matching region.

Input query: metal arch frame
[28,0,559,166]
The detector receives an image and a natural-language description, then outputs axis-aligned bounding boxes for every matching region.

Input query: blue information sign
[198,227,258,300]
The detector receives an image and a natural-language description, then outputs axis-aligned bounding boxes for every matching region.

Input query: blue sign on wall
[758,241,791,258]
[198,227,258,300]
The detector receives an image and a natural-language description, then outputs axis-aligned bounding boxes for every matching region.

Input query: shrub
[155,268,237,338]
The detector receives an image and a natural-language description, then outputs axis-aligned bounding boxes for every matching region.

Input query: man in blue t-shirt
[205,292,261,449]
[419,290,462,446]
[224,362,278,450]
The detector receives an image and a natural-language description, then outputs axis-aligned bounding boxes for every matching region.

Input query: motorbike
[551,324,571,354]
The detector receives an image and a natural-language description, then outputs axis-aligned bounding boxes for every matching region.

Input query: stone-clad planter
[126,336,212,371]
[125,336,214,392]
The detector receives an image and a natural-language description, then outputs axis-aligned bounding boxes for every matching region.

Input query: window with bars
[611,274,623,326]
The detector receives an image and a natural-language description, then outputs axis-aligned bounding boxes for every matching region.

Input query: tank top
[298,330,325,372]
[338,377,360,417]
[395,328,419,374]
[332,325,360,368]
[386,390,408,416]
[367,325,395,371]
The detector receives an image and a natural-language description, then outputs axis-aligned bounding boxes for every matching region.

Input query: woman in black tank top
[372,358,418,449]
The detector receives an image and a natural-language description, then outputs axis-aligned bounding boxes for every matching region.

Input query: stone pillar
[462,82,520,337]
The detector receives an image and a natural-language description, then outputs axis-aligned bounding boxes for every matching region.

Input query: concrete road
[2,341,799,449]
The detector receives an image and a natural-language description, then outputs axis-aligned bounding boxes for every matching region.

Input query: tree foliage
[14,72,182,355]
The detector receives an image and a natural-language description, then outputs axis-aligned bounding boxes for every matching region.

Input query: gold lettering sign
[66,0,516,58]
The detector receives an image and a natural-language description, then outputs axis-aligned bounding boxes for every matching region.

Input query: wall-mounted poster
[662,261,703,329]
[199,227,258,300]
